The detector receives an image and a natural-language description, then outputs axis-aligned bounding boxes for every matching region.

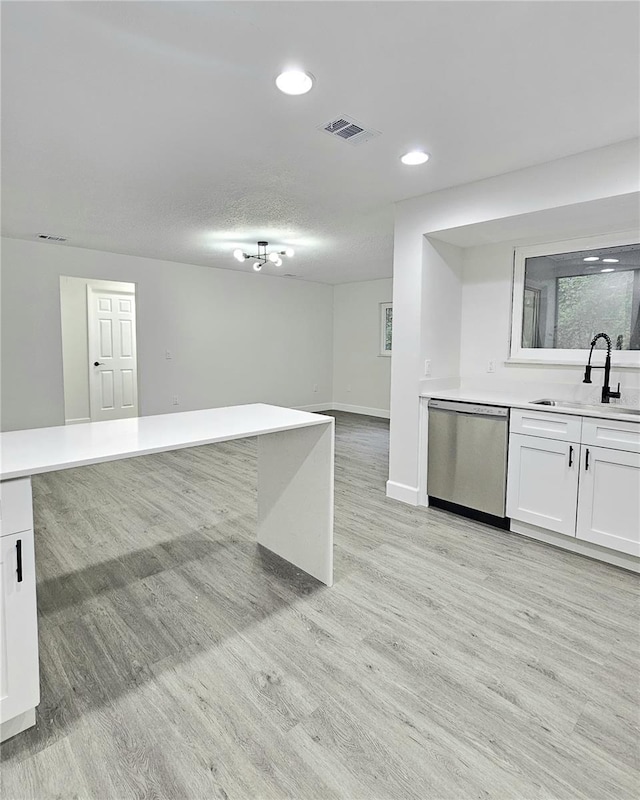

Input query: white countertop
[0,404,332,481]
[420,389,640,423]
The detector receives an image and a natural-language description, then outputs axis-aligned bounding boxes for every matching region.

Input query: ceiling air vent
[318,115,381,146]
[38,234,67,242]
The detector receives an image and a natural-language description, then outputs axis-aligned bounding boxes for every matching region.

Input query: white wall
[60,276,135,423]
[421,238,464,382]
[332,278,392,417]
[1,238,334,431]
[388,139,640,504]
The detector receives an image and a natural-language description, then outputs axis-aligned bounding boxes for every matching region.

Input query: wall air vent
[318,115,381,146]
[38,234,67,242]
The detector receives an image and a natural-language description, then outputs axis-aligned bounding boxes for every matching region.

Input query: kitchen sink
[531,399,640,416]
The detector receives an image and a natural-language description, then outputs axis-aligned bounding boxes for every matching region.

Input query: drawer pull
[585,448,590,471]
[16,538,23,583]
[568,445,573,467]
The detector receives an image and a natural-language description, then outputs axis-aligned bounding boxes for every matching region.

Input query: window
[510,234,640,366]
[380,302,392,356]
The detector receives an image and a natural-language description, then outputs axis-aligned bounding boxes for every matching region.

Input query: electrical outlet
[172,396,179,405]
[313,384,319,393]
[487,360,496,373]
[165,349,172,360]
[346,384,351,393]
[424,359,432,376]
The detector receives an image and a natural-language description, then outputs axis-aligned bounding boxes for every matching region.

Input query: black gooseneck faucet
[583,332,622,404]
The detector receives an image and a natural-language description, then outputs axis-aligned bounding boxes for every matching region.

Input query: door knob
[93,361,104,366]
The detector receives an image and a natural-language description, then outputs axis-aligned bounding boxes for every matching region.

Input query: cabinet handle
[585,448,590,471]
[16,539,23,583]
[568,445,573,467]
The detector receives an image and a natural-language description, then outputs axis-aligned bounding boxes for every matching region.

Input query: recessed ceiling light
[600,268,615,273]
[583,256,599,262]
[602,258,619,263]
[401,150,430,166]
[275,70,314,95]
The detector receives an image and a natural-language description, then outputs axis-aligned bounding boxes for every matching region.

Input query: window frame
[379,302,393,357]
[509,231,640,368]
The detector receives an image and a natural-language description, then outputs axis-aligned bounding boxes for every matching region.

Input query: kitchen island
[0,404,335,741]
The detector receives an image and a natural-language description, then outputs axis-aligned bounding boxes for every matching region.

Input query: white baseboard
[386,480,419,505]
[65,417,91,425]
[296,403,334,413]
[1,707,36,742]
[510,521,639,573]
[331,403,390,419]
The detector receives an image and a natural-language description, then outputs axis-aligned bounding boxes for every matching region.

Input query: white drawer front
[0,479,33,538]
[510,409,582,443]
[581,418,640,454]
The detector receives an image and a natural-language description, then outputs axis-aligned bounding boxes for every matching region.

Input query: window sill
[505,357,640,370]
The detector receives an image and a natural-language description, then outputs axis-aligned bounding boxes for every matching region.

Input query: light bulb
[274,257,283,267]
[253,262,262,272]
[275,70,314,95]
[400,151,430,166]
[268,252,279,263]
[284,247,295,258]
[233,249,245,262]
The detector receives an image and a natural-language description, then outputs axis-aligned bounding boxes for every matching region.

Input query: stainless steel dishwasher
[427,399,509,523]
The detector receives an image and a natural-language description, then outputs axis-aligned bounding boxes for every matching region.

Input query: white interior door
[88,287,139,421]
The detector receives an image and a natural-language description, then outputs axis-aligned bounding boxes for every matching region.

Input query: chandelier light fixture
[232,241,295,271]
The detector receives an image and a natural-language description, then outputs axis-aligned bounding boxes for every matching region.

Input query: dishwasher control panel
[428,399,509,417]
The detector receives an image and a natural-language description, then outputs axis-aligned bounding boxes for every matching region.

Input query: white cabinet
[507,411,640,561]
[507,434,579,536]
[576,446,640,557]
[0,478,39,741]
[1,530,40,724]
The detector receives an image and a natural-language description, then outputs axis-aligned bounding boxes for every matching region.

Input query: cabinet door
[507,434,579,536]
[0,530,40,723]
[577,446,640,556]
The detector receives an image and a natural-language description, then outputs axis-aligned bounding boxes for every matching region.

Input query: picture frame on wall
[380,302,392,356]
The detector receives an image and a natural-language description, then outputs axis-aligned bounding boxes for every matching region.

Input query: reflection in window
[523,243,640,351]
[556,272,634,349]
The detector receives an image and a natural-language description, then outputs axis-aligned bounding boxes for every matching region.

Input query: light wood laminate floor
[1,412,638,800]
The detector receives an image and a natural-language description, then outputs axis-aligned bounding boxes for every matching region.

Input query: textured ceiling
[2,1,639,284]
